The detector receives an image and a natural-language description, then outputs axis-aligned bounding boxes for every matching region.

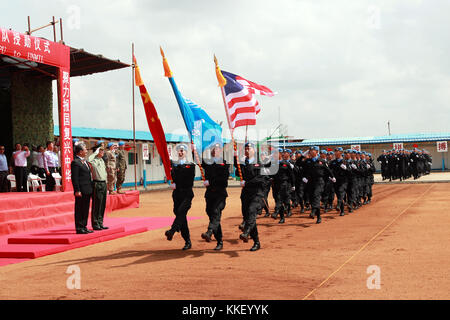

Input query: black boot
[240,232,250,243]
[316,209,322,224]
[182,240,192,251]
[165,229,175,241]
[214,241,223,251]
[238,222,245,231]
[271,212,278,220]
[250,241,261,252]
[201,230,213,243]
[279,213,285,224]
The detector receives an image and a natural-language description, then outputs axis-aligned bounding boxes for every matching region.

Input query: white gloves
[367,164,371,169]
[292,186,296,191]
[240,181,246,187]
[203,180,210,187]
[330,177,336,183]
[411,160,414,163]
[170,183,176,190]
[302,178,308,184]
[428,162,432,165]
[351,164,357,170]
[340,164,347,170]
[289,163,294,169]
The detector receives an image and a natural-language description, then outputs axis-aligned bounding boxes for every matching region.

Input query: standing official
[12,143,30,192]
[0,146,9,192]
[165,144,196,251]
[71,143,94,234]
[43,141,58,191]
[116,142,128,194]
[104,143,118,195]
[201,143,230,251]
[88,146,109,231]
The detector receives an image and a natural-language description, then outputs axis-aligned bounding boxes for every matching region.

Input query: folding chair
[52,172,62,192]
[7,174,16,192]
[28,174,42,192]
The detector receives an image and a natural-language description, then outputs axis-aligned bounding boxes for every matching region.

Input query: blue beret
[176,144,189,151]
[328,151,335,155]
[351,150,357,154]
[335,147,343,152]
[119,141,125,146]
[320,150,327,154]
[245,142,255,149]
[344,149,351,154]
[295,150,302,154]
[107,142,115,148]
[278,148,283,153]
[73,138,79,143]
[368,153,372,157]
[283,149,292,154]
[310,146,319,151]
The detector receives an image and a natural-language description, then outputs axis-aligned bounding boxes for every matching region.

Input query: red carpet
[0,191,139,235]
[0,216,201,265]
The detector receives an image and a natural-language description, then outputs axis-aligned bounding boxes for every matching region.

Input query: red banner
[1,28,72,191]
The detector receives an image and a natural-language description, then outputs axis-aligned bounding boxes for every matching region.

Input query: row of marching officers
[163,142,376,252]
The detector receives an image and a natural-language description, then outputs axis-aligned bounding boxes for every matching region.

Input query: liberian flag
[221,70,275,129]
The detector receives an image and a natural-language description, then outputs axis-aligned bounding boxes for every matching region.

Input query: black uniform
[236,157,267,248]
[272,159,295,222]
[202,159,230,246]
[330,157,351,215]
[303,157,334,223]
[294,156,307,213]
[169,160,196,246]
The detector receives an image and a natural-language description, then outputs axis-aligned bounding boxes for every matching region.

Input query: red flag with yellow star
[134,55,172,181]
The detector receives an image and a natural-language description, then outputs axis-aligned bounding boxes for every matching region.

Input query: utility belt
[93,180,106,183]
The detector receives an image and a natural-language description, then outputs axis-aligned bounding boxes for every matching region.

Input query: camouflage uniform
[104,149,117,193]
[116,149,127,192]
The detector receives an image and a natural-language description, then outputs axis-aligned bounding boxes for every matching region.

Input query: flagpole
[215,55,243,182]
[132,43,137,190]
[160,47,205,181]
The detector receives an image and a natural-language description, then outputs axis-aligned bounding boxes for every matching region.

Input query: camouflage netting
[10,72,54,147]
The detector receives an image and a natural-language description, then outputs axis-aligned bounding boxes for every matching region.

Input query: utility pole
[387,121,391,136]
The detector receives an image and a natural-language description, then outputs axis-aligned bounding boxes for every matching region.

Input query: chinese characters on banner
[437,141,448,153]
[59,68,73,189]
[351,145,361,152]
[393,143,404,151]
[142,144,149,161]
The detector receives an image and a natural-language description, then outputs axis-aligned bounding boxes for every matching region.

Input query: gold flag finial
[214,54,227,88]
[160,46,173,78]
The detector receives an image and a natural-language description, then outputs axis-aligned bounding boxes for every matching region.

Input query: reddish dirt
[0,183,449,300]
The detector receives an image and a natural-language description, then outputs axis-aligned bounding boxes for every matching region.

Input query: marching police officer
[201,143,230,251]
[303,146,335,224]
[165,144,196,251]
[272,149,295,224]
[329,147,350,216]
[236,142,268,252]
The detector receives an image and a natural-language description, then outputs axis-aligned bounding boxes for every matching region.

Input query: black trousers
[75,193,92,232]
[241,189,262,243]
[92,181,107,228]
[335,181,348,212]
[308,179,325,211]
[14,166,28,192]
[171,189,194,242]
[205,193,226,242]
[0,171,8,192]
[274,181,291,216]
[46,167,57,191]
[296,181,305,209]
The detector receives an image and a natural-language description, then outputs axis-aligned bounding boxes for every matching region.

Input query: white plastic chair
[52,172,62,192]
[28,174,43,192]
[7,174,16,192]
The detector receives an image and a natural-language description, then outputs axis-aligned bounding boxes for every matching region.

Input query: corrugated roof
[273,133,450,147]
[54,126,191,143]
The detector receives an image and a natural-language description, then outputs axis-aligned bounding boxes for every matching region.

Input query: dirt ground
[0,183,449,300]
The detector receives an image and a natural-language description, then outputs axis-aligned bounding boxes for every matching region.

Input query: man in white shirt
[13,143,30,192]
[44,141,57,191]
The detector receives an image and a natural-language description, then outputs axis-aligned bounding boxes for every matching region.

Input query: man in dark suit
[71,143,94,234]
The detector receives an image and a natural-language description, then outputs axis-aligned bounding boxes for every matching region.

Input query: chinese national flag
[134,55,172,181]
